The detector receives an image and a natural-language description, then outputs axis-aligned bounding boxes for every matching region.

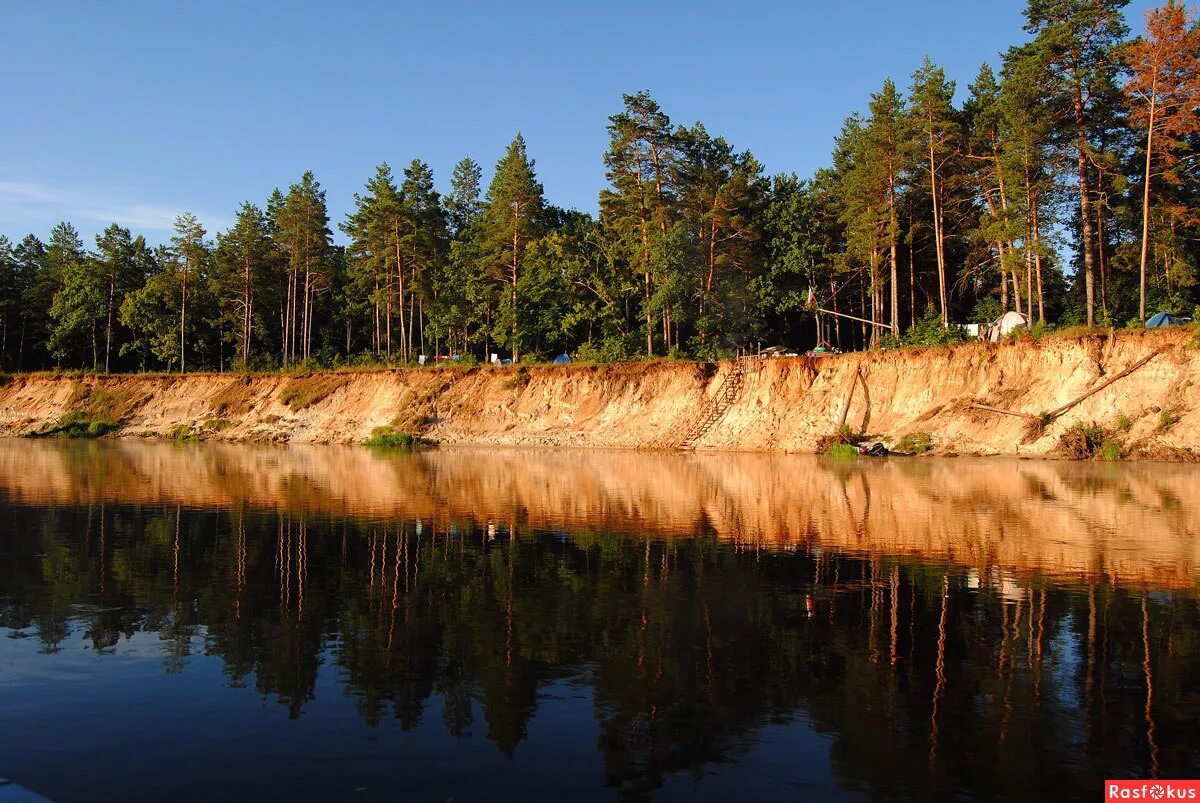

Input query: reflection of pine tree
[2,501,1198,792]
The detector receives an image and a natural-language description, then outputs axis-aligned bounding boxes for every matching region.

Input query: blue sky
[2,0,1157,244]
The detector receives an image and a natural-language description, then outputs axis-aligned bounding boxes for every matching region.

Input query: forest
[1,0,1199,372]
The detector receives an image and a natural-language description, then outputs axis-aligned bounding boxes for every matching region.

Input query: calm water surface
[0,441,1197,801]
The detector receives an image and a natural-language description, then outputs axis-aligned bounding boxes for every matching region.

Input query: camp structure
[1145,312,1193,328]
[980,311,1029,342]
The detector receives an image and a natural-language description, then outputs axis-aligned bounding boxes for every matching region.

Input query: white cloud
[0,180,227,234]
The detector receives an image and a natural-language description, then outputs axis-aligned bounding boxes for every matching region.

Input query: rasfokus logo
[1106,781,1200,800]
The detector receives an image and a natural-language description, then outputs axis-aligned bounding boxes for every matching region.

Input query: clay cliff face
[0,328,1196,457]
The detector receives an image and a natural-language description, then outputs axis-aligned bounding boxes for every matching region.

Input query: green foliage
[827,443,860,459]
[213,203,275,367]
[167,424,200,442]
[278,375,348,411]
[877,333,902,350]
[35,411,119,438]
[904,305,969,347]
[1115,412,1131,432]
[481,134,546,361]
[574,337,632,363]
[5,5,1200,375]
[210,380,256,417]
[895,431,933,454]
[972,297,1004,326]
[363,428,430,449]
[1158,407,1182,433]
[1057,421,1124,461]
[65,383,146,423]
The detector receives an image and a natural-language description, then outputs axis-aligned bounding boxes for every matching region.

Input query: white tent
[982,311,1029,342]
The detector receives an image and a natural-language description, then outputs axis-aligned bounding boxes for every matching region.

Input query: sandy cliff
[0,328,1197,457]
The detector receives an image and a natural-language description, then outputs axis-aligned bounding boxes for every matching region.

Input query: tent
[553,353,571,364]
[982,311,1029,342]
[1145,312,1193,328]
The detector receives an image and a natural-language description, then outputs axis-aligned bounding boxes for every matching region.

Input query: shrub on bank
[364,428,431,449]
[167,424,201,442]
[894,431,933,454]
[36,412,119,438]
[1056,422,1124,461]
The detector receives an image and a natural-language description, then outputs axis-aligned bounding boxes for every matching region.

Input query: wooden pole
[816,306,893,330]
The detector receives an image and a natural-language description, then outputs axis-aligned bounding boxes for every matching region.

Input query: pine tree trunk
[395,231,407,363]
[1024,148,1046,324]
[105,274,114,373]
[1139,93,1156,324]
[1074,85,1097,327]
[1097,205,1109,322]
[928,124,948,326]
[908,207,916,326]
[180,264,188,374]
[512,204,520,363]
[889,195,899,336]
[1011,268,1022,314]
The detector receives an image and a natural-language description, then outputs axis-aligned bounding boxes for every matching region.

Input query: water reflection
[0,441,1196,802]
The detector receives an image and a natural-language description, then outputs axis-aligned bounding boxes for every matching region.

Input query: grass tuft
[167,424,201,442]
[210,379,256,417]
[826,443,859,459]
[1158,407,1182,434]
[278,375,349,411]
[1057,421,1124,461]
[895,431,933,454]
[364,428,431,449]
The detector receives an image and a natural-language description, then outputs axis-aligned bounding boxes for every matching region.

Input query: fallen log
[1043,350,1161,420]
[968,403,1041,421]
[968,349,1162,427]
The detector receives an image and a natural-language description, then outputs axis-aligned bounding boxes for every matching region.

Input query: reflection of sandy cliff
[1,440,1196,590]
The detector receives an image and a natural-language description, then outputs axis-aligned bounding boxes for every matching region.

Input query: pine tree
[0,237,15,369]
[169,213,209,373]
[759,174,839,345]
[120,246,180,371]
[214,203,274,365]
[910,58,961,326]
[1000,45,1059,323]
[45,222,93,367]
[91,224,145,371]
[1025,0,1130,326]
[446,157,484,238]
[274,172,333,364]
[13,235,50,369]
[343,163,402,359]
[1123,0,1200,321]
[834,115,889,344]
[400,159,449,359]
[673,123,767,353]
[440,157,489,357]
[868,78,912,335]
[481,134,545,362]
[600,92,676,355]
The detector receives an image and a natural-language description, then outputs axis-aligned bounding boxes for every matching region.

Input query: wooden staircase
[678,356,758,449]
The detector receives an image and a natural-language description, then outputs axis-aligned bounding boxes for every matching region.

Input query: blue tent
[553,353,571,364]
[1145,312,1193,328]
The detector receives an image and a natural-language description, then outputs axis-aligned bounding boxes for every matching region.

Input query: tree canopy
[4,1,1199,372]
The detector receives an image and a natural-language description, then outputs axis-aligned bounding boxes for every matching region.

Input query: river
[0,441,1196,801]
